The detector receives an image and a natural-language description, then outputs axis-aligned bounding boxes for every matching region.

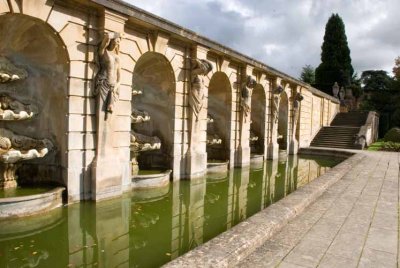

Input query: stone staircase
[310,112,369,149]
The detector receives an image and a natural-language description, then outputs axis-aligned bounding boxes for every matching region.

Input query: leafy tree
[359,69,399,136]
[361,70,392,91]
[315,14,354,94]
[393,56,400,79]
[299,65,315,84]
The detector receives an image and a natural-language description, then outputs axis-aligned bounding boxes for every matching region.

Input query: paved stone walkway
[238,151,400,268]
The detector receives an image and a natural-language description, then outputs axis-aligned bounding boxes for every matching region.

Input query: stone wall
[0,0,339,202]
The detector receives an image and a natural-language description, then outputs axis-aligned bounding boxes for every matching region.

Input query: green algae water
[0,155,342,268]
[0,186,52,198]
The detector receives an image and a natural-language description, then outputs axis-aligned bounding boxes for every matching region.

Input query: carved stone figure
[272,85,284,124]
[332,82,339,98]
[189,59,212,121]
[0,94,37,120]
[292,92,304,136]
[0,128,53,189]
[339,87,345,101]
[0,56,28,83]
[131,108,150,124]
[94,32,121,118]
[130,131,161,152]
[241,75,257,120]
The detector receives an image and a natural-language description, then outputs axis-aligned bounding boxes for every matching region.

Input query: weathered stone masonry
[0,0,339,202]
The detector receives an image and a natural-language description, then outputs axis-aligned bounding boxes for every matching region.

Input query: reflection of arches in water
[0,14,69,186]
[250,85,266,154]
[207,72,232,161]
[278,92,289,150]
[132,52,176,169]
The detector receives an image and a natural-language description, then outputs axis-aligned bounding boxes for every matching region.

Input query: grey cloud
[127,0,399,78]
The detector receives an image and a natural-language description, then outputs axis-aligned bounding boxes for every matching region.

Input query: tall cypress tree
[315,14,354,94]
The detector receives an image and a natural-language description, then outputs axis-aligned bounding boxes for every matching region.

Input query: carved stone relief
[240,75,256,120]
[189,59,212,121]
[0,56,28,83]
[0,94,38,120]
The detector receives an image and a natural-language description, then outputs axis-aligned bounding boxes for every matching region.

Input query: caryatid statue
[292,92,304,137]
[240,75,257,121]
[189,59,213,121]
[94,32,121,119]
[272,85,284,124]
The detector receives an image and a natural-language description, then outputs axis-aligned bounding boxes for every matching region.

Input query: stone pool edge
[163,150,365,268]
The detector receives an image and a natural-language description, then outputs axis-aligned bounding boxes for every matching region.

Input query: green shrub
[379,141,400,152]
[384,128,400,142]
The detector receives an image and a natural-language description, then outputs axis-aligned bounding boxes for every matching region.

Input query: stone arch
[278,91,289,150]
[250,84,267,155]
[207,72,232,162]
[0,13,69,186]
[132,51,176,170]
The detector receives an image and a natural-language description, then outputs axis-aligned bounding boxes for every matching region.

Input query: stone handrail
[354,111,379,149]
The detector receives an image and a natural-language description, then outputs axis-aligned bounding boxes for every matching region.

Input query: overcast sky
[125,0,400,79]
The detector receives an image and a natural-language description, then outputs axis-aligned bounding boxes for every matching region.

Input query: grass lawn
[367,140,385,151]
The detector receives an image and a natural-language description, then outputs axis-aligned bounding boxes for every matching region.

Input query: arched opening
[207,72,232,162]
[277,92,288,150]
[132,52,175,170]
[250,85,266,155]
[0,14,69,187]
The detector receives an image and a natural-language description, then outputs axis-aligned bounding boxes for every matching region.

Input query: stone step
[310,112,365,150]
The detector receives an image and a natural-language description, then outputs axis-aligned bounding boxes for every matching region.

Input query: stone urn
[332,82,339,98]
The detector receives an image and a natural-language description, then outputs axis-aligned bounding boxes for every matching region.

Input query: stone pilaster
[235,66,254,167]
[184,45,209,179]
[91,10,128,201]
[267,77,282,159]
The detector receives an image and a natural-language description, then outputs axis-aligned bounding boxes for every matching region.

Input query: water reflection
[0,155,342,268]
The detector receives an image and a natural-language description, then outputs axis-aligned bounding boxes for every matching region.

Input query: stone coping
[90,0,338,103]
[163,151,365,267]
[0,187,65,203]
[0,187,65,218]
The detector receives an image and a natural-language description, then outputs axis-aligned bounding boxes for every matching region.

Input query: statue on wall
[0,56,28,83]
[292,92,304,135]
[240,75,256,121]
[332,82,339,98]
[272,85,284,124]
[0,94,37,120]
[94,32,121,119]
[189,59,212,121]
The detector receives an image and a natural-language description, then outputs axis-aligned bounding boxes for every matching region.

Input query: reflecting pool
[0,154,343,268]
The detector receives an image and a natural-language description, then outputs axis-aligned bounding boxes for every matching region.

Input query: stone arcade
[0,0,339,202]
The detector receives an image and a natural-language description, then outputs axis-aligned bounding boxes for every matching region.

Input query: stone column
[267,77,283,159]
[235,66,256,167]
[91,10,128,201]
[185,45,211,179]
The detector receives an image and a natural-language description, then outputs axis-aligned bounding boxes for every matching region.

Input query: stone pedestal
[288,139,298,155]
[235,146,250,167]
[185,151,207,179]
[92,155,122,200]
[236,110,251,167]
[92,100,122,201]
[267,141,279,159]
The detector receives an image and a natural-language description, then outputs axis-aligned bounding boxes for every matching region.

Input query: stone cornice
[90,0,339,103]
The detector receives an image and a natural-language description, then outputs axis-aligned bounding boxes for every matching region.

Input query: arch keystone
[151,32,170,55]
